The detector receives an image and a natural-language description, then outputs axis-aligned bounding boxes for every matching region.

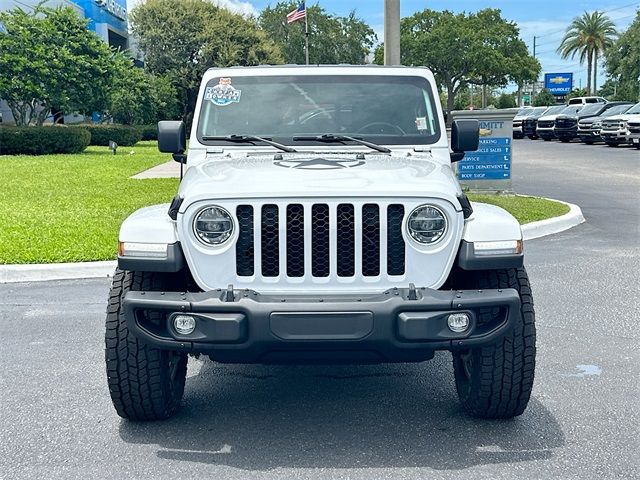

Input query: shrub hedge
[82,125,142,146]
[0,126,91,155]
[139,124,158,141]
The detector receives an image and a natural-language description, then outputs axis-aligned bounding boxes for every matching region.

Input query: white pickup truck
[105,65,535,421]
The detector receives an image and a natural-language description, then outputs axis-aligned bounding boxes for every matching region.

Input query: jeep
[105,66,536,421]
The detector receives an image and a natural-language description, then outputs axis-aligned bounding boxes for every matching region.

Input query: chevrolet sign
[94,0,127,21]
[544,73,573,95]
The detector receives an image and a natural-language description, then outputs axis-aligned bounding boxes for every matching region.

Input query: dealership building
[0,0,129,123]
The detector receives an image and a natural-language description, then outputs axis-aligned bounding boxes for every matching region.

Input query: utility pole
[532,36,537,103]
[384,0,400,65]
[304,8,309,65]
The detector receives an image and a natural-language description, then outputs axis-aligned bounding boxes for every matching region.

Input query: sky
[127,0,640,91]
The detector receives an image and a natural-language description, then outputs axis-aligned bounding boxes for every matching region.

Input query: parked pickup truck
[537,104,583,140]
[600,102,640,147]
[577,103,633,144]
[554,101,632,143]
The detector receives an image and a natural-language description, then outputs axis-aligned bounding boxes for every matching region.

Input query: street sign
[458,137,511,180]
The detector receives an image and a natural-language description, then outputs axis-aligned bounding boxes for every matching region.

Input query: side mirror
[450,119,479,162]
[158,121,186,159]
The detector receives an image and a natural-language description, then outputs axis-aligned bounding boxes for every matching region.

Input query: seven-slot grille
[235,203,406,279]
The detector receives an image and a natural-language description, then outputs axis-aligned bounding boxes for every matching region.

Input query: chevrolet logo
[549,76,570,84]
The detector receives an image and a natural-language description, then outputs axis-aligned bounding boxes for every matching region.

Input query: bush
[139,124,158,141]
[0,126,91,155]
[83,125,142,146]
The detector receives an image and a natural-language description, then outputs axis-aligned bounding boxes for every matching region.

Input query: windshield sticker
[415,117,428,131]
[204,78,242,106]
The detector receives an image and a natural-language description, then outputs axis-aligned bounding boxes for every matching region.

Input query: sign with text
[544,73,573,96]
[458,137,511,180]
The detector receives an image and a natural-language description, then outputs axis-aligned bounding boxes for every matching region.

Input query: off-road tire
[451,268,536,419]
[105,269,188,421]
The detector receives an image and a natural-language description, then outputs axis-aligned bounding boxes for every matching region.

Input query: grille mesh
[387,205,406,275]
[261,204,279,277]
[336,204,355,277]
[286,204,305,277]
[311,204,330,277]
[237,203,405,279]
[362,204,380,276]
[235,205,254,276]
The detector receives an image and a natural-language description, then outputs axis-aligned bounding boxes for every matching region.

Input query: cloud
[126,0,258,17]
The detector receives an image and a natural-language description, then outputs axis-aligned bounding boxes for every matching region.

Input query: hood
[178,151,462,206]
[538,113,562,121]
[605,113,640,122]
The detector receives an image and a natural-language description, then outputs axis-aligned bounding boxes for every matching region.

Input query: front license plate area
[270,312,374,340]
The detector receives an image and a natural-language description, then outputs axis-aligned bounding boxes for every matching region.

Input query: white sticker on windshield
[204,78,242,106]
[415,117,428,131]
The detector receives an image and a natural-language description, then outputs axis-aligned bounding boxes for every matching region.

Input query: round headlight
[194,206,234,245]
[407,205,447,244]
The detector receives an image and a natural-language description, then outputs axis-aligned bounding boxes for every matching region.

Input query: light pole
[384,0,400,65]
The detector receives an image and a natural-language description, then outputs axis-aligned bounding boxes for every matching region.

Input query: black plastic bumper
[123,286,521,364]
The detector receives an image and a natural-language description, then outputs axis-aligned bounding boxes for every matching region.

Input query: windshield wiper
[292,134,391,153]
[201,134,297,153]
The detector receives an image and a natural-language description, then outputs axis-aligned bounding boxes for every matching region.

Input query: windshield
[579,103,605,116]
[560,105,583,115]
[197,75,441,146]
[530,107,548,115]
[604,104,632,117]
[542,105,565,116]
[626,103,640,114]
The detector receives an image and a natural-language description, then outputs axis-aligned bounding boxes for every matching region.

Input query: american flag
[286,2,306,23]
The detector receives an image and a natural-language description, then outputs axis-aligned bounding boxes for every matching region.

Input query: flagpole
[304,5,309,65]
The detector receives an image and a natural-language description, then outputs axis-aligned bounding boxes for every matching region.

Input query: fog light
[447,313,470,333]
[173,315,196,335]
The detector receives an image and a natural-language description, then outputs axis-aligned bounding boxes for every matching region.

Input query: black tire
[559,138,571,143]
[542,137,551,141]
[584,141,594,145]
[606,141,618,147]
[527,135,538,140]
[451,268,536,419]
[105,269,188,421]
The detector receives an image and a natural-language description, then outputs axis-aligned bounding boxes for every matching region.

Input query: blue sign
[71,0,128,33]
[457,137,511,180]
[544,73,573,95]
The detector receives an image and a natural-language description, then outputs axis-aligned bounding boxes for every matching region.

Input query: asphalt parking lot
[1,139,638,480]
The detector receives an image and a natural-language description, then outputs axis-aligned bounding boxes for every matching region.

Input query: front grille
[236,203,406,278]
[538,120,554,128]
[627,123,640,133]
[556,118,576,128]
[602,120,622,130]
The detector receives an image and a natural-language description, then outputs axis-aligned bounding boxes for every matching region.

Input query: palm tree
[557,11,617,94]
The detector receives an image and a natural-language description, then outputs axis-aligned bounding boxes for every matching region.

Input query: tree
[381,9,539,121]
[558,11,617,94]
[497,93,517,109]
[259,2,376,65]
[131,0,282,123]
[604,10,640,102]
[0,6,118,126]
[567,88,589,100]
[106,57,179,125]
[533,89,557,106]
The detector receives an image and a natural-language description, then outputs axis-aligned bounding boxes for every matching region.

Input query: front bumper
[124,286,520,363]
[601,129,629,142]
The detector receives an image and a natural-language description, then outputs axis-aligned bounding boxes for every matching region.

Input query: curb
[521,198,585,240]
[0,198,584,284]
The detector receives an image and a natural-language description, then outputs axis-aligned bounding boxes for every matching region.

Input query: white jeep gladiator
[106,66,536,421]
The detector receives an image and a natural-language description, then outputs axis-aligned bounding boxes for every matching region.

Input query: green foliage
[604,11,640,102]
[139,125,159,141]
[468,194,570,225]
[497,93,517,109]
[533,89,557,106]
[106,58,180,125]
[391,9,539,119]
[130,0,282,122]
[259,2,376,64]
[567,88,589,100]
[0,142,178,264]
[83,125,143,147]
[558,11,617,94]
[0,6,118,126]
[0,126,91,155]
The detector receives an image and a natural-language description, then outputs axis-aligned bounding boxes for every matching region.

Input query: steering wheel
[357,122,406,135]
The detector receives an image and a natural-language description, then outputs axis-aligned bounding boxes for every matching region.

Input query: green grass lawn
[0,142,569,264]
[468,193,570,225]
[0,142,178,264]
